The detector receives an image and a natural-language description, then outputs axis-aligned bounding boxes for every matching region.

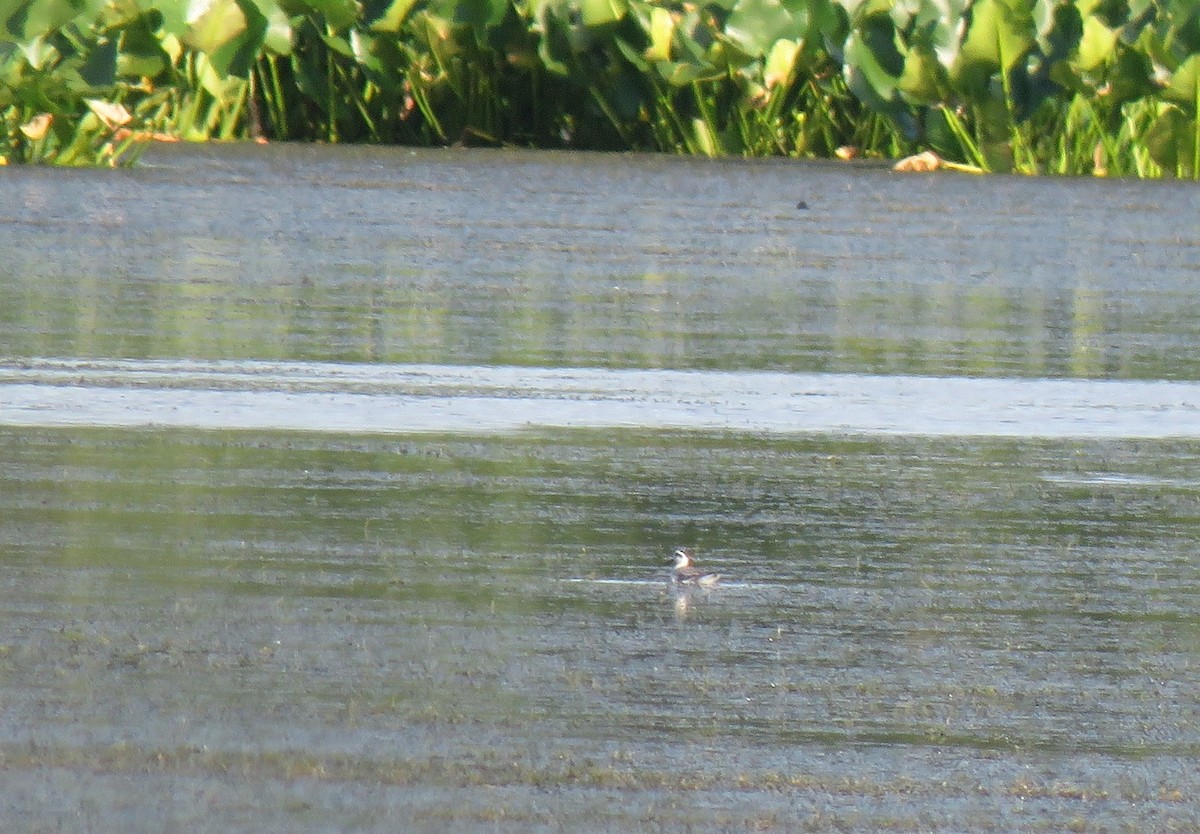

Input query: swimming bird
[670,548,720,587]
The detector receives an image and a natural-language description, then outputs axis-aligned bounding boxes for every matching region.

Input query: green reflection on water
[3,424,1200,820]
[5,425,1200,605]
[3,265,1198,377]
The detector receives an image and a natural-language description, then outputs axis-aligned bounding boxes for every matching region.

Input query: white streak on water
[2,358,1199,439]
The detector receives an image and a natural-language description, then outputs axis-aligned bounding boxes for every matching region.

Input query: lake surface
[2,145,1199,832]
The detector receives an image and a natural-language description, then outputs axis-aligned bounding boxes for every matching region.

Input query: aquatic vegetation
[3,0,1200,174]
[0,38,155,166]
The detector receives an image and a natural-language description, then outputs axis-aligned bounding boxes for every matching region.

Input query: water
[5,358,1200,437]
[5,143,1200,378]
[2,145,1199,832]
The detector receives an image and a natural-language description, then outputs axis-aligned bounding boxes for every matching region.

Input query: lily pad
[724,0,809,57]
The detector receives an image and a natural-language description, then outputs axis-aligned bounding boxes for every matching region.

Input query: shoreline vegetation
[1,0,1199,175]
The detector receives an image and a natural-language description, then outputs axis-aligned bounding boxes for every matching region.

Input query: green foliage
[1,0,137,164]
[4,0,1200,175]
[839,0,1200,175]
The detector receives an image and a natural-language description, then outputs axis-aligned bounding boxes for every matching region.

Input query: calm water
[2,145,1199,832]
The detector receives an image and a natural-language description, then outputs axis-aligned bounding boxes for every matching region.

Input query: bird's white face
[672,549,692,569]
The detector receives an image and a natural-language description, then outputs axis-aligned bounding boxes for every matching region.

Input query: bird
[670,548,720,588]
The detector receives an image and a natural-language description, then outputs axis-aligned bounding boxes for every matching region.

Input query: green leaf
[242,0,292,54]
[1164,53,1200,113]
[725,0,809,56]
[0,0,25,26]
[367,0,420,32]
[579,0,625,28]
[954,0,1035,94]
[117,14,172,77]
[898,44,943,104]
[614,32,649,71]
[184,0,249,55]
[8,0,89,41]
[1037,0,1080,68]
[691,115,719,156]
[656,57,722,85]
[704,33,754,73]
[1144,104,1196,176]
[77,33,117,85]
[1106,43,1154,104]
[843,18,917,137]
[763,36,799,87]
[642,5,672,62]
[429,0,508,34]
[350,27,402,73]
[1075,14,1116,72]
[901,0,968,71]
[808,0,849,58]
[1163,0,1200,54]
[296,0,360,30]
[100,0,148,29]
[843,26,895,102]
[319,29,353,57]
[193,0,267,76]
[154,0,190,37]
[535,2,572,75]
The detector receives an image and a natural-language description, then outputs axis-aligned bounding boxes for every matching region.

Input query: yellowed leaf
[86,99,133,129]
[764,39,801,89]
[644,7,674,63]
[893,151,942,172]
[20,113,53,140]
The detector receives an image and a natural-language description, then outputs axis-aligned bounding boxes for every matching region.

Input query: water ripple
[2,357,1199,438]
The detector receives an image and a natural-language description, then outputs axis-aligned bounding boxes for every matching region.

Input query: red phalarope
[670,548,720,588]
